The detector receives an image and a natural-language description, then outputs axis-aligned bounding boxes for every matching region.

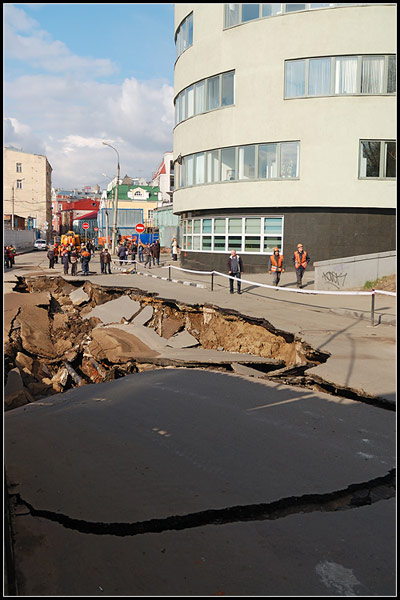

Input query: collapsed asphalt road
[4,270,396,596]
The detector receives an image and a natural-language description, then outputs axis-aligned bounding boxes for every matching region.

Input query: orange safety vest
[270,255,283,272]
[294,250,308,269]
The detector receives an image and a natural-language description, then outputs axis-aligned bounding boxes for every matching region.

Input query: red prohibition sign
[82,222,89,230]
[135,223,145,233]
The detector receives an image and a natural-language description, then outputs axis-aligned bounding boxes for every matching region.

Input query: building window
[175,71,235,126]
[285,55,396,98]
[359,140,396,179]
[179,141,299,188]
[182,216,283,254]
[175,12,193,60]
[148,209,154,220]
[16,163,22,173]
[16,180,23,189]
[224,4,392,28]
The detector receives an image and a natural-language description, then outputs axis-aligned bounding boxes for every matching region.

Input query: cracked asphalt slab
[5,370,395,596]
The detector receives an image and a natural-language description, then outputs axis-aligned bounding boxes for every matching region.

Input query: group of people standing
[4,245,16,268]
[116,239,161,269]
[227,243,310,294]
[47,243,91,276]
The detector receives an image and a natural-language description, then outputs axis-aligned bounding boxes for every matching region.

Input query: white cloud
[4,5,175,189]
[4,3,118,77]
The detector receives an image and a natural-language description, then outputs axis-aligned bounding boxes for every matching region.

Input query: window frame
[358,139,396,180]
[285,54,396,99]
[177,141,300,188]
[181,215,284,254]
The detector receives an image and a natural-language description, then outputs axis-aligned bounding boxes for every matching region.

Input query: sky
[3,3,176,190]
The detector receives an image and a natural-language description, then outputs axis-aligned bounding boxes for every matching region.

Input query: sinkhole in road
[4,275,393,412]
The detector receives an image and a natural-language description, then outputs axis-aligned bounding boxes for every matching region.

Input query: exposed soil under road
[4,275,393,413]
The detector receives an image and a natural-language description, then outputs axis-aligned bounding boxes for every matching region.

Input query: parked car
[34,239,48,251]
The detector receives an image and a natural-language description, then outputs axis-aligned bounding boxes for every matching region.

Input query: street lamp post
[11,178,25,231]
[102,142,120,254]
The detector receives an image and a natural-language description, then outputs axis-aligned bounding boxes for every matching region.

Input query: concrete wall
[314,251,396,291]
[4,229,36,252]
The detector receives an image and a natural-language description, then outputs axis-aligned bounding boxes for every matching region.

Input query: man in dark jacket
[100,248,112,274]
[117,243,127,266]
[227,249,244,294]
[47,246,55,269]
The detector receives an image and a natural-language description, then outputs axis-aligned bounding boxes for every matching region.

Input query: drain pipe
[211,272,214,291]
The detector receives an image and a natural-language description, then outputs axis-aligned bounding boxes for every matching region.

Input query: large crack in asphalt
[10,469,395,537]
[4,275,393,412]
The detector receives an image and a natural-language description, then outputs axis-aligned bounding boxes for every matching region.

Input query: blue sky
[4,3,176,189]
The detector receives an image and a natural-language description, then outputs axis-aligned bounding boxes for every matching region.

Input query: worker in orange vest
[292,243,310,288]
[268,247,285,287]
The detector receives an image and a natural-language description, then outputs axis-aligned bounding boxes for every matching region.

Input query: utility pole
[102,142,120,254]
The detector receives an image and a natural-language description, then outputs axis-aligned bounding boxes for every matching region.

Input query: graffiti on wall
[322,270,348,290]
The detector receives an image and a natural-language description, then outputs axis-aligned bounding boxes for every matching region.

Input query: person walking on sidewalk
[100,247,112,274]
[61,246,70,275]
[268,247,285,287]
[172,238,179,261]
[117,243,127,266]
[70,248,79,276]
[80,246,91,276]
[47,246,55,269]
[292,243,310,288]
[143,243,152,268]
[227,249,244,294]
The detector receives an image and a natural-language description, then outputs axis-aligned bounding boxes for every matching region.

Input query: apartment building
[173,4,396,272]
[4,147,52,240]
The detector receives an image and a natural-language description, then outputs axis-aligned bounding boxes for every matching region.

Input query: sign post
[82,222,89,245]
[135,223,145,253]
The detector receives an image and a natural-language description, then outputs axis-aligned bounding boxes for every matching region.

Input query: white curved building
[173,3,396,272]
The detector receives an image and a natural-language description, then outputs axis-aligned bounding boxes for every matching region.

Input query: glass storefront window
[264,237,282,253]
[245,236,261,252]
[193,219,201,234]
[264,217,283,234]
[214,218,226,233]
[187,219,192,234]
[245,218,261,234]
[228,218,242,233]
[202,219,212,233]
[202,236,212,250]
[214,236,226,251]
[193,236,201,250]
[228,236,242,251]
[186,236,192,250]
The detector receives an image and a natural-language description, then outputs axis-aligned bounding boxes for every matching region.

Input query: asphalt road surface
[5,369,395,596]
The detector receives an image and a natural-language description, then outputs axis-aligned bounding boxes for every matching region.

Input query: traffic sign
[82,222,89,230]
[94,227,98,232]
[135,223,145,233]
